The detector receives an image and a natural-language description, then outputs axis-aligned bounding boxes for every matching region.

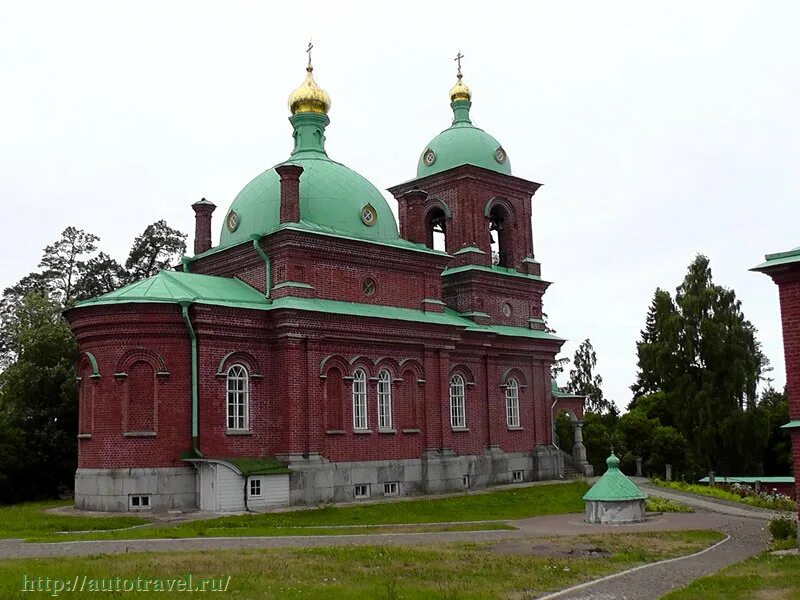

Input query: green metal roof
[72,271,563,343]
[217,110,400,251]
[224,457,291,476]
[781,420,800,429]
[752,245,800,272]
[74,270,269,310]
[441,264,542,281]
[551,379,584,398]
[417,100,511,178]
[583,453,648,501]
[698,476,794,484]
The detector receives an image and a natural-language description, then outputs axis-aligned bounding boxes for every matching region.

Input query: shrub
[645,497,693,513]
[768,515,797,541]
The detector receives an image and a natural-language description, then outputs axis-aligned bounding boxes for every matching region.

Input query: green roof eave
[751,245,800,272]
[780,420,800,429]
[463,322,564,342]
[224,457,291,476]
[441,264,544,282]
[698,476,794,484]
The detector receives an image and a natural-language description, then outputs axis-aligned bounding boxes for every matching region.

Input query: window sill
[353,429,373,435]
[326,429,346,435]
[401,428,421,434]
[124,431,156,438]
[77,433,92,439]
[451,427,470,432]
[378,428,396,434]
[226,430,252,436]
[507,426,524,431]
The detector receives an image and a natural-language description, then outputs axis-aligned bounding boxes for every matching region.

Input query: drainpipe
[180,301,202,457]
[251,235,271,300]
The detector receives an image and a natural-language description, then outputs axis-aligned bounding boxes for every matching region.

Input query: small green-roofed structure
[584,453,647,523]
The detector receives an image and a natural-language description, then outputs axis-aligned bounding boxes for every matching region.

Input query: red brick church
[66,54,589,512]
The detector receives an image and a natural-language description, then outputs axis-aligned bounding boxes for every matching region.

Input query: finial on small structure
[449,50,471,103]
[306,40,314,71]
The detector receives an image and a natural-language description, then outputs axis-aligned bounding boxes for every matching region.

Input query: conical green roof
[583,453,647,501]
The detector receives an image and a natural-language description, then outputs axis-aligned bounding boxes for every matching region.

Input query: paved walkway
[0,483,776,599]
[541,483,773,599]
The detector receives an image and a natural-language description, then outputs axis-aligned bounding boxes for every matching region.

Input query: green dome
[417,100,511,178]
[218,112,399,249]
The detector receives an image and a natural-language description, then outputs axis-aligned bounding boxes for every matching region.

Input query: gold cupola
[288,45,331,115]
[449,51,471,102]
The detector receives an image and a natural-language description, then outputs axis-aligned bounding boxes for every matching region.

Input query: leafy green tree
[554,411,573,452]
[0,292,77,501]
[649,425,692,476]
[632,255,769,474]
[125,220,187,281]
[567,339,615,414]
[759,386,792,475]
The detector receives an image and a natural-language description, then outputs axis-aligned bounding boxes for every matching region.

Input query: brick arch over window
[449,364,476,385]
[424,199,452,251]
[374,357,401,380]
[216,351,263,377]
[500,367,528,388]
[115,348,169,376]
[348,355,375,378]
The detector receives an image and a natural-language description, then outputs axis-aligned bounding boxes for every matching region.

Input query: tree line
[0,223,186,503]
[556,255,791,480]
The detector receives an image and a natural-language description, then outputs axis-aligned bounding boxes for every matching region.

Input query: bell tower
[388,57,548,329]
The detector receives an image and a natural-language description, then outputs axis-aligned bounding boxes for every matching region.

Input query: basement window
[249,478,262,498]
[512,470,525,483]
[383,482,399,497]
[462,474,471,490]
[354,484,370,499]
[129,495,151,510]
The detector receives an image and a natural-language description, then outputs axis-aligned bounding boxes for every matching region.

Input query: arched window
[425,207,448,251]
[449,374,466,428]
[377,370,392,430]
[489,204,511,267]
[505,378,520,427]
[352,369,368,430]
[226,364,249,431]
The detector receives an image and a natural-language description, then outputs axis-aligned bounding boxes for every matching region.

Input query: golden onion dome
[288,65,331,115]
[449,73,471,103]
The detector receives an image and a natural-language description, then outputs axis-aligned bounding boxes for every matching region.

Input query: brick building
[753,246,800,528]
[65,58,587,512]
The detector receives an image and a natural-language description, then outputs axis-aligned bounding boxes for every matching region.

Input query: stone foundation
[74,467,196,512]
[285,445,562,505]
[584,499,646,524]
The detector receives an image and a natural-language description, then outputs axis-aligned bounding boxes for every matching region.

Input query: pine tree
[125,220,187,281]
[566,339,615,414]
[39,227,99,305]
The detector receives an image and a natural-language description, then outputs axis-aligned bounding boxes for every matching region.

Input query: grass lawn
[664,551,800,599]
[13,481,588,542]
[0,530,722,599]
[0,501,148,539]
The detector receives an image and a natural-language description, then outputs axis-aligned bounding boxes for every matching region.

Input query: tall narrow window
[128,361,155,432]
[506,378,520,427]
[377,370,392,430]
[489,204,511,267]
[425,207,447,251]
[450,374,466,428]
[325,368,344,430]
[226,364,249,431]
[352,369,368,430]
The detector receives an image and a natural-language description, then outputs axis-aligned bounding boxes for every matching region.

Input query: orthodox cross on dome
[454,50,464,78]
[306,40,314,70]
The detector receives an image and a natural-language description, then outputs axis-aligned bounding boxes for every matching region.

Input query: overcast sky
[1,1,798,409]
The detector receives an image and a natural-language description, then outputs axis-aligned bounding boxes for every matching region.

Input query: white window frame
[354,483,370,499]
[383,481,399,496]
[129,495,151,510]
[505,378,520,428]
[377,370,393,430]
[512,470,525,483]
[450,374,466,428]
[352,369,368,430]
[226,364,249,431]
[249,478,262,498]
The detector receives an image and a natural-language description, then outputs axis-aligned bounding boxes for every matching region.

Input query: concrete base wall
[584,499,646,524]
[74,467,196,512]
[286,445,562,506]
